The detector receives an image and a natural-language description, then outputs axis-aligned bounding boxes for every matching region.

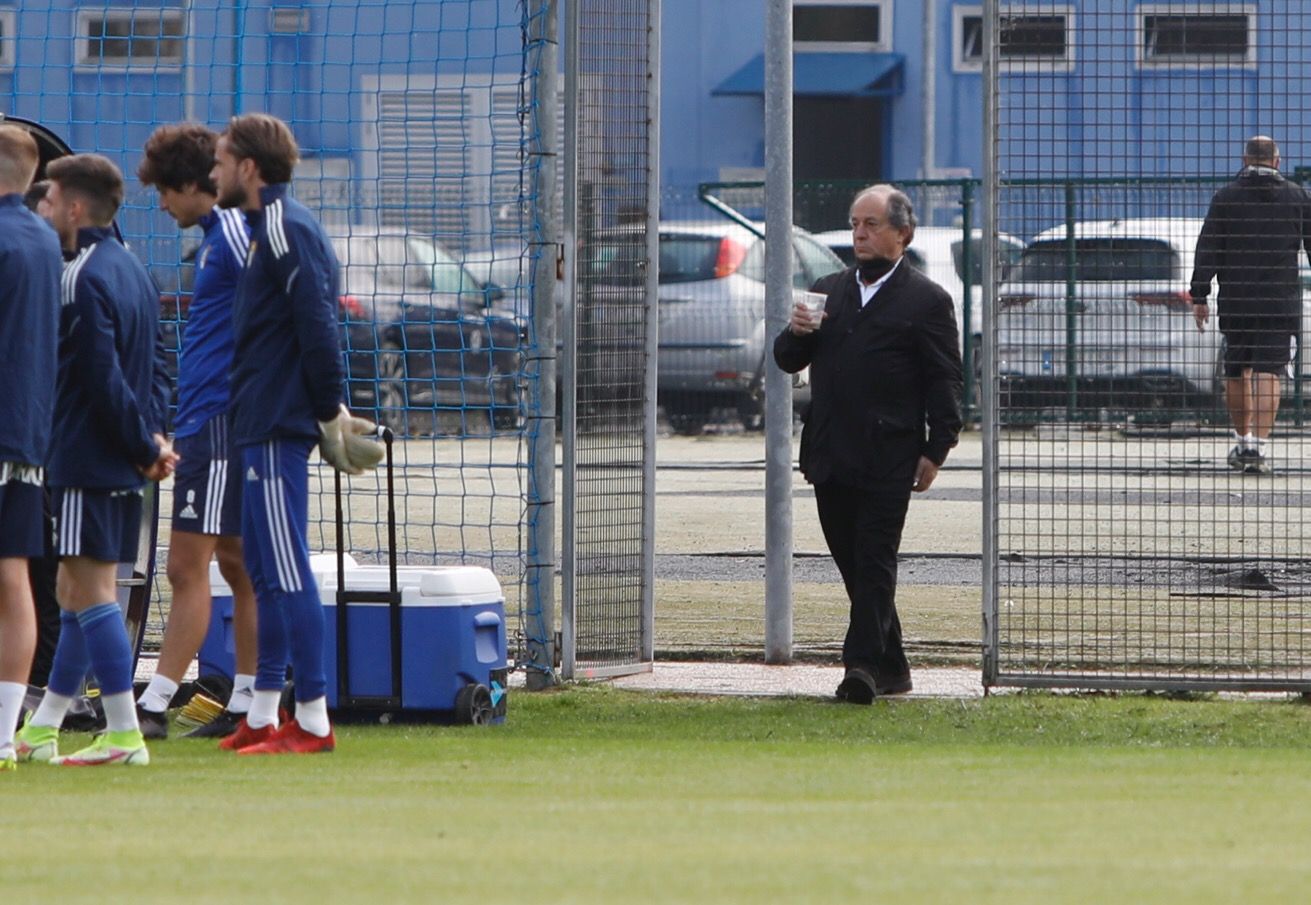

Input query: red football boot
[236,720,335,755]
[218,717,279,752]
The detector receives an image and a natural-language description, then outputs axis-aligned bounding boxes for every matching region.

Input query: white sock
[226,674,255,715]
[0,681,26,749]
[295,696,331,738]
[1243,432,1257,450]
[31,690,74,730]
[138,675,179,714]
[102,691,138,734]
[247,689,282,729]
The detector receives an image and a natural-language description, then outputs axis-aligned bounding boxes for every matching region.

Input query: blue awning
[712,52,904,98]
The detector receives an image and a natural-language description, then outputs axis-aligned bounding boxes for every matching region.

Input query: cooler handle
[474,611,502,628]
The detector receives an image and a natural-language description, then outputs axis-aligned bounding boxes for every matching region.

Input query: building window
[0,11,15,71]
[1138,5,1255,68]
[954,6,1076,73]
[76,8,185,69]
[793,1,892,53]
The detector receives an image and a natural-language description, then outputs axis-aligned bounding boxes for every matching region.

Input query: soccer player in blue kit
[209,114,378,755]
[134,124,261,740]
[0,126,63,771]
[15,154,178,766]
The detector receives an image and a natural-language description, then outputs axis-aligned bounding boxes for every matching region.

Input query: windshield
[1009,238,1178,282]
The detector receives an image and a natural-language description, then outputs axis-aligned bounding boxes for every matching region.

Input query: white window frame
[1136,3,1257,70]
[0,11,15,71]
[792,0,893,53]
[75,7,186,71]
[953,5,1076,74]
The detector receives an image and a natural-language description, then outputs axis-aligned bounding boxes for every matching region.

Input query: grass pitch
[6,686,1311,904]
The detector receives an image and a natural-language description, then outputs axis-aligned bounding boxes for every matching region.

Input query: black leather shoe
[876,674,913,696]
[182,709,243,739]
[136,704,169,740]
[835,667,877,705]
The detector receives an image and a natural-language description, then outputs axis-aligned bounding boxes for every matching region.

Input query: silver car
[995,218,1220,414]
[591,221,843,434]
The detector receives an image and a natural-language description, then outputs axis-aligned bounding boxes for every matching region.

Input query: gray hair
[1244,134,1279,165]
[850,184,917,232]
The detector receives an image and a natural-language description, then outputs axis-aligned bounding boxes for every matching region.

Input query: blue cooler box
[321,565,508,721]
[202,552,355,681]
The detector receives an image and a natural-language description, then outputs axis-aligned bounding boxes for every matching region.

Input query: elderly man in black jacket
[774,184,963,704]
[1191,135,1311,476]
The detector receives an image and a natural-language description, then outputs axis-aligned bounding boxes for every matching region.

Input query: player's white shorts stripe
[267,199,288,258]
[218,208,250,266]
[60,489,82,556]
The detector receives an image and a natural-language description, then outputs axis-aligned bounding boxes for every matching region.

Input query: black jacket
[773,261,963,491]
[1191,166,1311,333]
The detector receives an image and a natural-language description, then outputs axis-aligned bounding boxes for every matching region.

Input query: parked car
[588,220,843,434]
[330,227,523,435]
[994,218,1223,415]
[813,226,1026,352]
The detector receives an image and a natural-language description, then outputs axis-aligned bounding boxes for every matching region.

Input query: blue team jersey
[175,206,249,439]
[0,194,63,467]
[48,227,170,490]
[230,184,344,445]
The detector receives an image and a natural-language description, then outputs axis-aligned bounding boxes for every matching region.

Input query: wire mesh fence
[986,0,1311,690]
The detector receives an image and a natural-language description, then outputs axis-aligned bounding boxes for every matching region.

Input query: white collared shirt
[855,256,902,307]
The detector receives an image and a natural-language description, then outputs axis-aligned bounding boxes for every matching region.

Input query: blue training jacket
[0,194,63,468]
[48,226,170,490]
[230,183,343,445]
[174,206,249,439]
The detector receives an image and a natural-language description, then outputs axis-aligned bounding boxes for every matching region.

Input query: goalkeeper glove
[319,404,383,474]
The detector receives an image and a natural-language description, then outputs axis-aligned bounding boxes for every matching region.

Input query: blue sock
[77,602,135,696]
[47,610,91,697]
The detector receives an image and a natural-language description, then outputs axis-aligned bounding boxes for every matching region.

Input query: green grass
[7,687,1311,904]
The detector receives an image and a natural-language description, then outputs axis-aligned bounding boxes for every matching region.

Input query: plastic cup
[800,291,827,328]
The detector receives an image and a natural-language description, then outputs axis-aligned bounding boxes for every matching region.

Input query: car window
[1009,239,1178,282]
[795,234,844,285]
[903,247,926,272]
[658,235,724,284]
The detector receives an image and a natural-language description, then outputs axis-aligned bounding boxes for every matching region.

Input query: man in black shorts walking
[1191,135,1311,475]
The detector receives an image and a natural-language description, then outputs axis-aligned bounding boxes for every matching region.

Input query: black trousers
[27,487,61,687]
[813,481,911,680]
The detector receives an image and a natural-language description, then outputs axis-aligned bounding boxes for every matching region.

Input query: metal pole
[960,179,974,418]
[525,0,559,689]
[763,0,793,664]
[981,0,999,687]
[922,0,936,180]
[641,0,662,664]
[560,0,580,680]
[1064,181,1078,420]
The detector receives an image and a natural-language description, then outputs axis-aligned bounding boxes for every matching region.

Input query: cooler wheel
[454,683,494,725]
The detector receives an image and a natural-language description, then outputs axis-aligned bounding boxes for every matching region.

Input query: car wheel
[664,402,709,436]
[376,343,411,435]
[737,395,764,432]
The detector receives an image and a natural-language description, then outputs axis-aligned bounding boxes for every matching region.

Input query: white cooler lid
[321,565,503,607]
[210,552,357,596]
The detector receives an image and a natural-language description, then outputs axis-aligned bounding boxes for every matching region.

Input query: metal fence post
[1064,181,1078,421]
[960,179,975,418]
[764,0,794,664]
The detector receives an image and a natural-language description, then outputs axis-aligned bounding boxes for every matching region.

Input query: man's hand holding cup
[790,290,828,336]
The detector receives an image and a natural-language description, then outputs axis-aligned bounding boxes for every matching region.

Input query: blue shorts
[172,414,241,536]
[52,487,143,563]
[0,464,46,558]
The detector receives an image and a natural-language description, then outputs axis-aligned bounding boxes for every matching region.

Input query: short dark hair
[1245,135,1279,164]
[0,124,39,191]
[138,123,218,194]
[223,113,300,185]
[46,154,124,225]
[23,179,49,213]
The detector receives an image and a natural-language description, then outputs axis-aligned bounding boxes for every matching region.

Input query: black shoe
[875,673,913,696]
[136,704,169,740]
[182,709,243,739]
[835,667,877,705]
